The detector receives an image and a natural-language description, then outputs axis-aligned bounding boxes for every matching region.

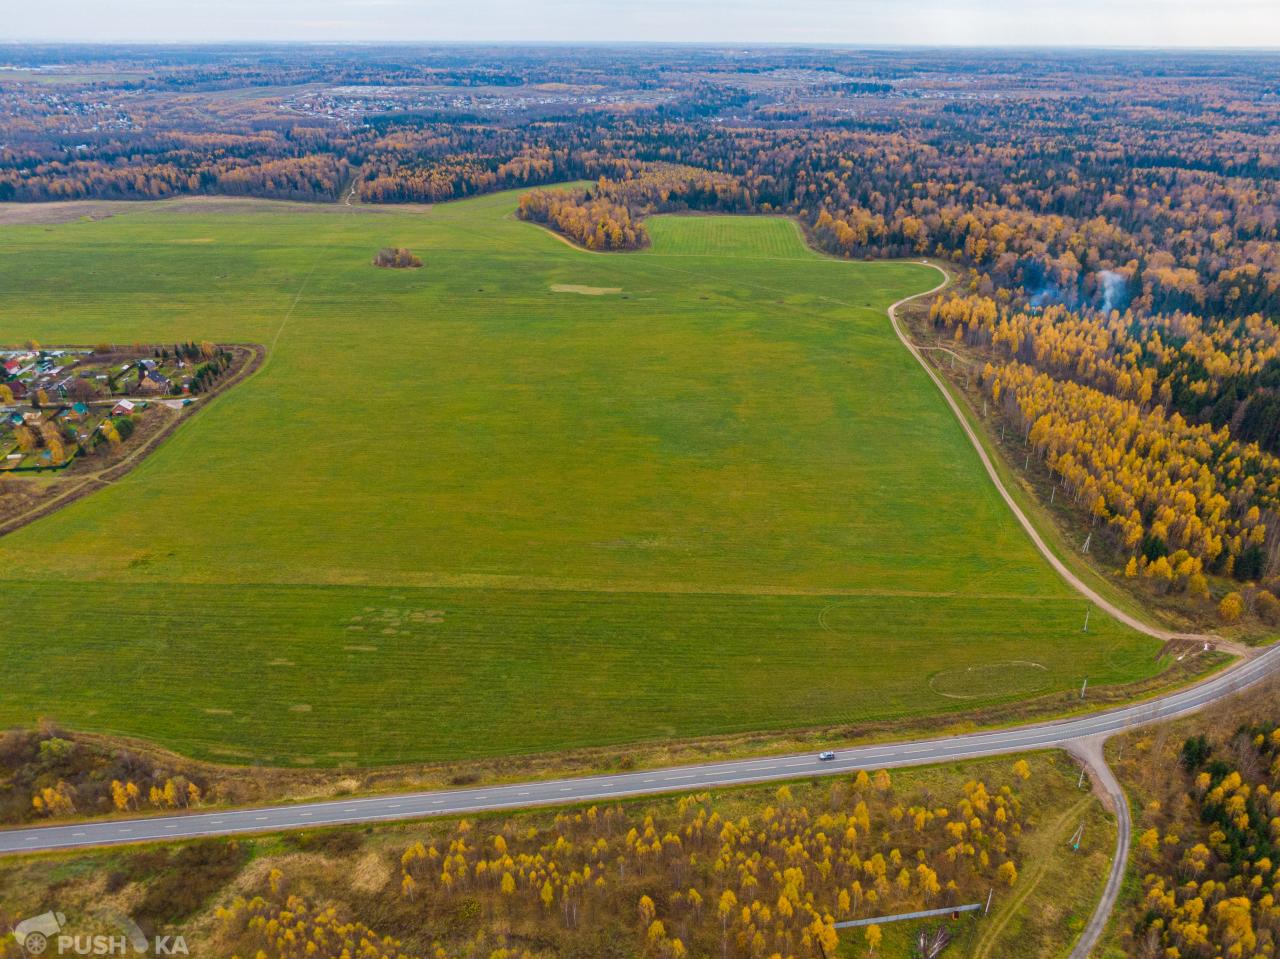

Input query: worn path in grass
[0,191,1159,766]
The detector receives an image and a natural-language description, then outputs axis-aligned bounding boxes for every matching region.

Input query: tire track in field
[972,794,1095,959]
[267,258,321,359]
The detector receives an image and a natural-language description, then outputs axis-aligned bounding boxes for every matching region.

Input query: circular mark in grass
[928,661,1051,700]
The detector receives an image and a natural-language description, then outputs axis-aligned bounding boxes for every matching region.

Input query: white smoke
[1098,270,1127,313]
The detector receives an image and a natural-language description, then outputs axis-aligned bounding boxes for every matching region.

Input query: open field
[0,189,1160,766]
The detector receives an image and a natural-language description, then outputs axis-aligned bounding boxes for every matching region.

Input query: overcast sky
[6,0,1279,47]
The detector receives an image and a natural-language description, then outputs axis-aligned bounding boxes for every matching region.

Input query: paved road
[3,642,1276,856]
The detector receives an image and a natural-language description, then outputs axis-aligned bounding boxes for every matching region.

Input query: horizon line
[2,39,1280,52]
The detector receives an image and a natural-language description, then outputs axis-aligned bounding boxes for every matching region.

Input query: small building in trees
[139,370,171,393]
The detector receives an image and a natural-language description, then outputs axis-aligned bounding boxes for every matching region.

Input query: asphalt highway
[4,642,1276,856]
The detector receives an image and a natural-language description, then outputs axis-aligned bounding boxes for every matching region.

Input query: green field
[0,190,1161,766]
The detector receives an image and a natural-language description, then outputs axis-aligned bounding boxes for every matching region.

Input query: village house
[139,369,172,393]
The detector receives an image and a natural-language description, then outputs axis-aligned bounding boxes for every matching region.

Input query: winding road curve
[3,263,1271,957]
[887,262,1232,651]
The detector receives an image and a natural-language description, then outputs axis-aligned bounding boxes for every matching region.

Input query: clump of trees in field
[373,247,423,268]
[215,763,1035,958]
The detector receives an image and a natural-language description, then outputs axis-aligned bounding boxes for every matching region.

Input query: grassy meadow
[0,190,1161,766]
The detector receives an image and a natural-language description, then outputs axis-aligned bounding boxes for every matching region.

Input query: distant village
[1,342,231,473]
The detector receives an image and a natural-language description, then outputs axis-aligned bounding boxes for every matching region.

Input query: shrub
[1256,590,1280,627]
[372,247,422,268]
[1218,592,1244,623]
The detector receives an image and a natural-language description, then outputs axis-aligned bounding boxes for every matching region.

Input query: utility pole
[1083,607,1091,632]
[1050,486,1056,505]
[984,888,994,915]
[1082,531,1092,554]
[1077,765,1087,788]
[1069,823,1085,851]
[1080,676,1089,698]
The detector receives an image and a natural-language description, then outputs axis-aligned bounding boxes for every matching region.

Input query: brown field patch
[550,283,622,295]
